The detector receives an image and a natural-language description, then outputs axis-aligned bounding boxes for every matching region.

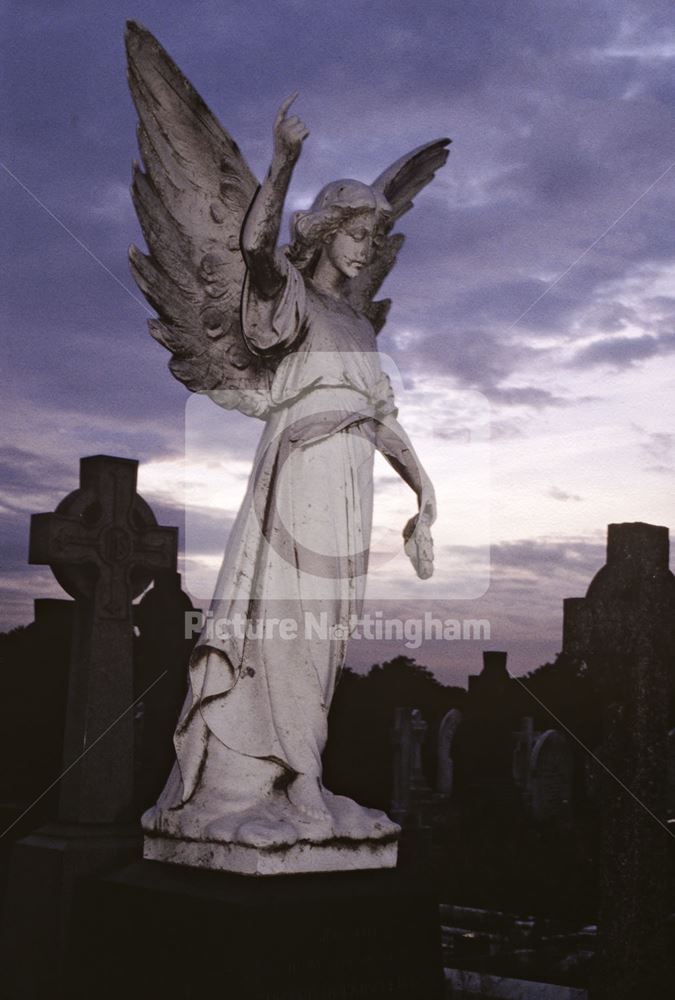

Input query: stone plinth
[144,831,397,875]
[69,860,445,999]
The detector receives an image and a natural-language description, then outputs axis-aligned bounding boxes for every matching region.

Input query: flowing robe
[160,257,391,809]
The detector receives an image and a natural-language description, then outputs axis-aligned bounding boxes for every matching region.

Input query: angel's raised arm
[241,94,309,299]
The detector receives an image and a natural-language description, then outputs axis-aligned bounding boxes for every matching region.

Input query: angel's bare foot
[141,803,162,833]
[286,774,331,823]
[311,788,391,839]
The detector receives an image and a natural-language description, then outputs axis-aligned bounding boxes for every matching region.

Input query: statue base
[143,831,397,874]
[70,859,445,998]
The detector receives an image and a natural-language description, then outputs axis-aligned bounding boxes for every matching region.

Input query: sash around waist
[269,381,396,446]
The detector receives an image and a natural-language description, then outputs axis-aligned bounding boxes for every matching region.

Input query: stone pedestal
[1,823,140,999]
[144,831,397,875]
[69,859,445,999]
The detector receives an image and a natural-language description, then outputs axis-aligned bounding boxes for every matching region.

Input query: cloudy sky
[2,1,674,685]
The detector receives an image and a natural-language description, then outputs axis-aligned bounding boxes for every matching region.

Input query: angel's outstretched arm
[241,93,309,299]
[375,413,437,523]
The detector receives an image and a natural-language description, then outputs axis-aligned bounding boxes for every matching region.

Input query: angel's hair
[285,179,391,275]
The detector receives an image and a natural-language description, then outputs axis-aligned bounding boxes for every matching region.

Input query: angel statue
[126,22,449,874]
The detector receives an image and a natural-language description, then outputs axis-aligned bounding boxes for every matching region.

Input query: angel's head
[287,179,391,278]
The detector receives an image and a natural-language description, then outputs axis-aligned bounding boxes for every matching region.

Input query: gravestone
[458,651,520,806]
[436,708,462,796]
[1,455,178,999]
[563,522,675,1000]
[528,729,573,824]
[28,455,178,823]
[391,707,430,824]
[467,649,511,699]
[390,708,437,872]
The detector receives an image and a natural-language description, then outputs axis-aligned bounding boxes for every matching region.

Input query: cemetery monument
[126,21,449,874]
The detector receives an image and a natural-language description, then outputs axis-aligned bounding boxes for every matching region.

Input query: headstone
[1,455,178,999]
[391,707,429,824]
[28,455,178,823]
[467,649,510,699]
[437,708,462,796]
[563,522,675,1000]
[528,729,573,824]
[458,651,519,805]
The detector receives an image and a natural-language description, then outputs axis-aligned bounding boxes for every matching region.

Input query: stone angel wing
[125,22,272,411]
[347,139,451,333]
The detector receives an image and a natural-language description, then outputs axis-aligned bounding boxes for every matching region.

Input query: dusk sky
[2,1,674,685]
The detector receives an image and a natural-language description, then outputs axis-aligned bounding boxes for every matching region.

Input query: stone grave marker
[436,708,462,796]
[1,455,178,998]
[391,707,429,824]
[528,729,573,824]
[28,454,178,823]
[563,521,675,1000]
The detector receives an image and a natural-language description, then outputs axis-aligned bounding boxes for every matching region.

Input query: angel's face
[324,212,377,279]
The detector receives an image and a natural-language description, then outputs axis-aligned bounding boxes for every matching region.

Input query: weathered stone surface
[29,454,177,824]
[391,707,431,824]
[127,24,450,872]
[562,522,675,1000]
[528,729,573,824]
[437,707,462,796]
[143,832,397,875]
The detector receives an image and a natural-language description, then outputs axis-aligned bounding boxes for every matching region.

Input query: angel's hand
[403,514,434,580]
[273,92,309,166]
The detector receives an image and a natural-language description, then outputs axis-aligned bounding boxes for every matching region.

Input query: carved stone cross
[29,455,178,824]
